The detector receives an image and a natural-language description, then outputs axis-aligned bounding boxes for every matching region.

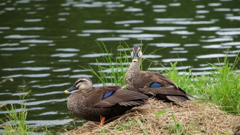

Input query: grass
[156,110,184,135]
[0,80,52,135]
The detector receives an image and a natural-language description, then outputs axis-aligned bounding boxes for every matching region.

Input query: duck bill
[132,53,139,62]
[64,84,78,93]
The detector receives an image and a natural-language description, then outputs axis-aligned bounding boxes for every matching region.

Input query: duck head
[131,46,142,62]
[64,77,93,93]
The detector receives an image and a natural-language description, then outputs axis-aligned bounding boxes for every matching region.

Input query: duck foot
[98,117,106,127]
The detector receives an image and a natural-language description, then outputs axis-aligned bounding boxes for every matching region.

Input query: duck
[124,46,192,102]
[64,77,148,126]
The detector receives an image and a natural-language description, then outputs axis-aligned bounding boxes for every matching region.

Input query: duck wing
[133,71,191,102]
[85,86,148,108]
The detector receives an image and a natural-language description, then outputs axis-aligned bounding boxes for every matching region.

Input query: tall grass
[0,80,52,135]
[0,81,32,135]
[85,43,240,114]
[81,42,131,86]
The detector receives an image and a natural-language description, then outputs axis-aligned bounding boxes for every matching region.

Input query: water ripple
[120,34,164,38]
[89,62,129,66]
[22,60,35,64]
[171,31,195,35]
[153,9,166,12]
[51,53,78,58]
[155,18,193,22]
[149,43,180,47]
[81,53,113,58]
[32,83,70,89]
[142,55,162,58]
[214,8,231,11]
[115,30,142,33]
[202,44,231,49]
[149,66,190,71]
[99,68,127,73]
[56,48,80,52]
[0,43,19,47]
[208,3,222,6]
[170,50,188,53]
[133,26,186,31]
[77,33,90,36]
[124,7,142,12]
[152,5,167,8]
[197,26,220,31]
[2,67,51,71]
[26,119,74,126]
[73,4,103,8]
[83,29,142,33]
[200,37,232,42]
[4,35,40,39]
[162,58,188,62]
[20,39,53,43]
[172,20,218,25]
[115,20,144,24]
[221,42,240,46]
[24,19,41,22]
[15,27,44,31]
[169,3,181,6]
[196,54,236,59]
[69,74,92,78]
[221,28,240,31]
[84,20,102,23]
[192,67,215,70]
[226,16,240,20]
[26,99,66,106]
[196,10,209,14]
[53,68,71,72]
[96,37,129,41]
[216,31,240,35]
[0,47,29,51]
[0,27,10,30]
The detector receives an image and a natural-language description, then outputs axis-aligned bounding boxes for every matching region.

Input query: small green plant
[156,110,183,135]
[0,81,53,135]
[0,81,32,135]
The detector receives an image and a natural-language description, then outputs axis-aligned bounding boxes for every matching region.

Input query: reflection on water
[0,0,239,132]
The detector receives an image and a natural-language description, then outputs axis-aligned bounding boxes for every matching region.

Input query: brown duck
[125,46,192,102]
[64,77,148,126]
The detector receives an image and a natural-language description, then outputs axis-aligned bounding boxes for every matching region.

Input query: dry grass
[68,99,240,135]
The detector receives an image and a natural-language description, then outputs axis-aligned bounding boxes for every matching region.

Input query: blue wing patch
[103,90,116,99]
[150,82,162,87]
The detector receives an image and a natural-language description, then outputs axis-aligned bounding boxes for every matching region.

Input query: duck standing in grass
[125,46,192,102]
[64,77,148,126]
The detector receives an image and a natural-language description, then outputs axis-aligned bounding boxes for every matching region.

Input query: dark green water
[0,0,239,132]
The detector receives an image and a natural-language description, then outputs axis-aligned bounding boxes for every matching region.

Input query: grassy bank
[88,43,240,115]
[72,44,240,134]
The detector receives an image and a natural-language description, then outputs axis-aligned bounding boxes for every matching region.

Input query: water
[0,0,239,132]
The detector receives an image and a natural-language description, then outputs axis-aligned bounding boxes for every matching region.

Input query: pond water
[0,0,239,132]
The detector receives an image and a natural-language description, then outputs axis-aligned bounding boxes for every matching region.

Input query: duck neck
[126,59,141,78]
[131,61,140,71]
